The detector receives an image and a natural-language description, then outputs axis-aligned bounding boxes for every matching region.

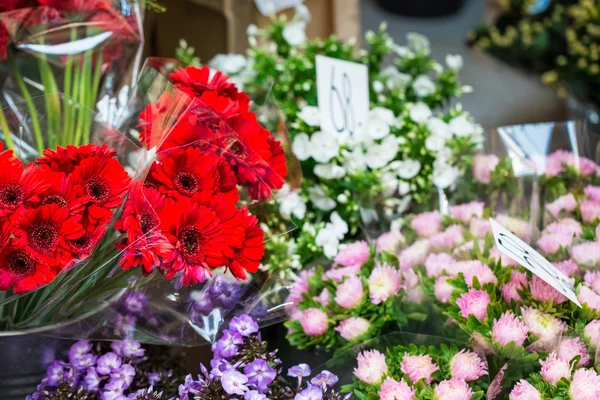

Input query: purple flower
[221,368,248,395]
[178,374,200,398]
[121,292,148,315]
[101,378,126,400]
[146,372,161,386]
[209,277,246,309]
[288,364,311,378]
[68,340,94,366]
[295,385,324,400]
[217,330,244,358]
[96,353,122,375]
[245,390,268,400]
[84,367,101,391]
[311,371,338,387]
[46,361,66,386]
[111,364,136,387]
[244,359,276,391]
[111,341,145,359]
[230,315,259,337]
[189,290,213,314]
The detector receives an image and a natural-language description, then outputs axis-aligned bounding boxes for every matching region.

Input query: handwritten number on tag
[329,67,355,135]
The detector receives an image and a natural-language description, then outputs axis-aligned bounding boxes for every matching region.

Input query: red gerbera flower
[138,90,193,149]
[226,207,265,280]
[0,162,50,217]
[169,66,250,109]
[151,147,238,202]
[38,0,110,14]
[15,203,84,267]
[248,135,287,200]
[29,171,87,214]
[38,144,117,174]
[66,224,105,260]
[0,245,56,293]
[70,155,131,227]
[0,0,37,12]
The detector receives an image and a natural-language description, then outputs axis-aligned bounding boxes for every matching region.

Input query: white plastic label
[316,55,369,141]
[489,218,581,307]
[254,0,303,15]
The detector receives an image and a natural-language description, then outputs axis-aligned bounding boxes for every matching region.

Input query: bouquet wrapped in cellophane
[0,0,145,156]
[0,57,295,347]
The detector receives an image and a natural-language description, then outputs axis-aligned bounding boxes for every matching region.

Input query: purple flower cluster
[178,314,351,400]
[29,340,179,400]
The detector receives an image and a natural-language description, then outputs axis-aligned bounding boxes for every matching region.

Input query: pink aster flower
[325,264,362,282]
[585,185,600,203]
[496,214,532,243]
[462,262,498,287]
[530,275,568,305]
[544,218,582,238]
[376,230,405,252]
[500,270,529,303]
[287,269,315,306]
[489,245,519,267]
[546,193,578,219]
[378,377,416,400]
[411,211,442,237]
[470,218,492,237]
[335,276,364,309]
[450,349,488,382]
[554,260,579,276]
[569,368,600,400]
[584,320,600,348]
[449,202,485,223]
[536,233,573,254]
[368,264,402,305]
[424,253,456,277]
[584,271,600,293]
[335,317,370,341]
[521,306,567,351]
[540,352,571,385]
[300,308,328,336]
[434,378,474,400]
[400,353,439,385]
[578,286,600,312]
[580,200,600,223]
[430,225,465,250]
[456,289,491,321]
[435,276,455,303]
[472,154,499,184]
[314,289,330,306]
[399,239,430,270]
[334,241,370,268]
[571,242,600,266]
[509,380,541,400]
[353,350,388,385]
[492,311,529,347]
[545,150,597,177]
[557,337,590,366]
[403,269,425,303]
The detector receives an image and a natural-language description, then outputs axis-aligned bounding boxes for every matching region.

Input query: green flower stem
[0,106,15,154]
[10,55,44,154]
[74,50,92,146]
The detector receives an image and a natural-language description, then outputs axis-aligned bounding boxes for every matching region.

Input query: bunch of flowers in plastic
[29,340,182,399]
[0,143,130,293]
[117,65,288,285]
[284,238,410,351]
[178,314,351,400]
[347,343,489,400]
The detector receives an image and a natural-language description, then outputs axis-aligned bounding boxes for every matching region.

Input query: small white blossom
[330,211,349,239]
[314,163,346,180]
[449,114,484,138]
[433,164,460,189]
[343,147,367,174]
[407,32,430,54]
[409,102,432,123]
[360,208,378,224]
[427,117,452,139]
[413,75,436,97]
[277,184,306,220]
[316,224,340,258]
[365,136,399,169]
[247,24,258,37]
[283,21,306,46]
[382,172,399,196]
[337,193,348,203]
[381,66,411,90]
[292,133,311,161]
[397,159,421,179]
[425,135,446,152]
[372,80,385,93]
[298,106,321,127]
[398,180,411,195]
[310,131,339,163]
[308,186,336,211]
[366,117,391,140]
[370,107,399,127]
[294,4,311,23]
[392,45,412,57]
[446,54,464,70]
[208,54,247,75]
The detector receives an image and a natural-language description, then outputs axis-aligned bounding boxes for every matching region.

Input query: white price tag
[489,218,581,307]
[316,55,369,141]
[254,0,303,15]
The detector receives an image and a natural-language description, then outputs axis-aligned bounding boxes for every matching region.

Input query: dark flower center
[69,232,92,253]
[40,193,68,208]
[229,142,243,155]
[28,220,59,254]
[140,211,159,234]
[179,225,204,258]
[0,183,24,210]
[5,251,35,277]
[85,175,110,204]
[173,170,200,197]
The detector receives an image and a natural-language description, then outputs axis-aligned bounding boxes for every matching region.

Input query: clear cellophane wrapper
[0,58,298,347]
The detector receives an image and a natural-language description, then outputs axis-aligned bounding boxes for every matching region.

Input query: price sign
[489,218,581,307]
[316,55,369,141]
[254,0,303,15]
